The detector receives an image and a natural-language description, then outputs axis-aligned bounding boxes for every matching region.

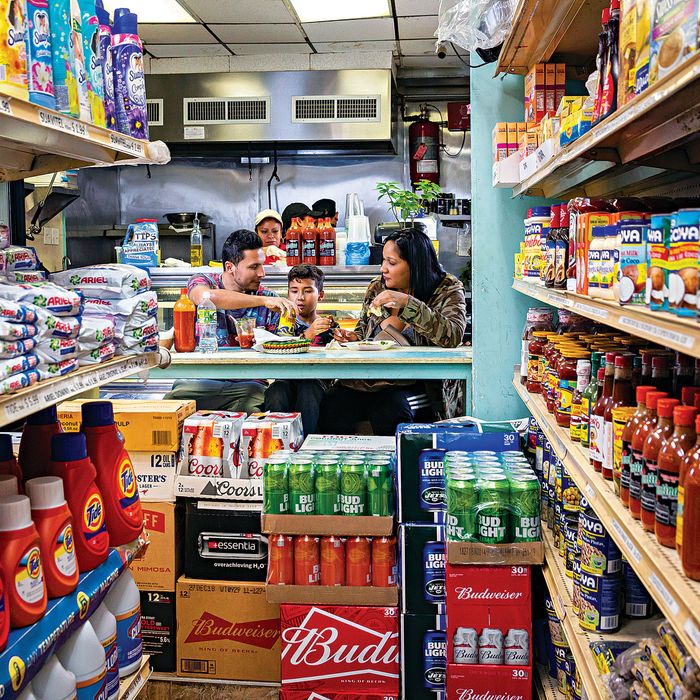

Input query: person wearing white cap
[255,209,286,265]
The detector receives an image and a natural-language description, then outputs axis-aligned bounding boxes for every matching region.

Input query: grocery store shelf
[119,655,151,700]
[536,664,561,700]
[514,375,700,665]
[513,280,700,359]
[511,52,700,198]
[0,92,167,181]
[0,353,162,427]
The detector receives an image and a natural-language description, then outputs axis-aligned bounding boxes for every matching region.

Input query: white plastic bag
[436,0,517,52]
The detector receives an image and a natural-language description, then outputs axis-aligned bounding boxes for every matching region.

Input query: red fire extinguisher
[409,104,440,188]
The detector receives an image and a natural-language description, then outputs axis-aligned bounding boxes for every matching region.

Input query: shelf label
[649,573,680,615]
[584,483,596,501]
[573,301,609,319]
[556,594,566,617]
[617,315,694,350]
[609,517,642,563]
[0,97,12,116]
[683,620,700,651]
[108,132,146,157]
[37,110,88,137]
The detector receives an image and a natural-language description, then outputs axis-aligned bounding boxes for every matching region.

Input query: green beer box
[397,423,520,524]
[399,523,446,615]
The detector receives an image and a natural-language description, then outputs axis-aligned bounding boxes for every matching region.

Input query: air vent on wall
[183,97,270,125]
[292,95,380,123]
[146,99,163,127]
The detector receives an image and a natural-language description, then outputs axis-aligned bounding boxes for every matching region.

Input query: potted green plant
[375,180,442,224]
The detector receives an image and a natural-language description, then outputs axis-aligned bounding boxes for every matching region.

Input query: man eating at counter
[164,229,295,413]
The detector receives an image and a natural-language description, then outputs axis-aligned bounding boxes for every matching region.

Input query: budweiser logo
[455,587,524,601]
[185,611,280,649]
[457,691,524,700]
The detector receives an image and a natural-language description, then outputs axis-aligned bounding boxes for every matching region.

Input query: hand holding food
[372,290,410,312]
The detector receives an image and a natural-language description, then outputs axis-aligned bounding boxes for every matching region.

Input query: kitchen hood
[145,69,398,157]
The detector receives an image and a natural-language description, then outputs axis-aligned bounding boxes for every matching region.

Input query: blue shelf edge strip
[1,546,134,699]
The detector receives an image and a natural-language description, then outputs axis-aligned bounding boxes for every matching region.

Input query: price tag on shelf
[573,301,609,320]
[584,483,596,501]
[556,594,566,617]
[109,132,146,157]
[649,573,680,615]
[684,620,700,651]
[617,316,694,350]
[609,517,642,563]
[0,97,12,115]
[37,110,88,138]
[546,292,573,308]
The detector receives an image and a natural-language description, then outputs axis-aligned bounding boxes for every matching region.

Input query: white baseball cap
[255,209,283,228]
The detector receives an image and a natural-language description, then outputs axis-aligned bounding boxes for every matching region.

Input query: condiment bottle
[677,413,700,558]
[680,414,700,576]
[655,405,697,548]
[0,433,23,487]
[544,204,560,288]
[302,216,318,265]
[674,352,695,398]
[641,398,679,532]
[593,8,611,124]
[19,406,63,482]
[682,386,700,407]
[603,354,635,480]
[590,352,618,472]
[26,477,79,598]
[620,385,655,507]
[651,355,674,395]
[570,359,592,442]
[173,288,196,353]
[318,217,337,266]
[527,331,550,394]
[554,203,569,290]
[285,217,302,266]
[0,495,47,627]
[556,350,590,428]
[581,352,603,448]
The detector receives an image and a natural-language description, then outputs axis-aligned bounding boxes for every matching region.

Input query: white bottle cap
[26,476,66,510]
[0,495,32,531]
[0,474,18,497]
[32,656,77,700]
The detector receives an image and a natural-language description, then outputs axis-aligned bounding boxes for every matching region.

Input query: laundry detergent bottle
[57,621,107,700]
[90,603,119,699]
[0,495,47,627]
[20,405,63,482]
[82,402,143,546]
[26,476,79,597]
[0,474,19,497]
[49,433,109,571]
[0,434,23,489]
[0,562,9,652]
[32,655,77,700]
[17,683,38,700]
[104,569,142,676]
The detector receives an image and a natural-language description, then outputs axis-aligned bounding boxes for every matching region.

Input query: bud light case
[399,523,445,614]
[401,614,447,700]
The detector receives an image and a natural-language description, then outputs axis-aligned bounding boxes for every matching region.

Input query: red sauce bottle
[620,385,655,507]
[652,355,674,396]
[590,352,618,472]
[677,413,700,558]
[641,398,679,532]
[0,434,22,489]
[19,406,63,482]
[319,217,337,266]
[302,216,318,265]
[656,405,697,548]
[681,424,700,579]
[603,354,635,480]
[285,217,302,266]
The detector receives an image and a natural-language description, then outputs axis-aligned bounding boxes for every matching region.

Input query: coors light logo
[185,611,280,649]
[456,691,524,700]
[455,586,524,601]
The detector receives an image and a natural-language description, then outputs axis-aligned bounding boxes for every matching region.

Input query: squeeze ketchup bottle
[0,434,22,488]
[81,402,144,547]
[49,433,109,572]
[19,406,63,482]
[26,477,79,598]
[0,563,8,651]
[0,495,47,627]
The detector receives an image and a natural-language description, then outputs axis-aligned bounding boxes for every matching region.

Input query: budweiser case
[176,577,281,682]
[401,613,447,700]
[242,412,304,478]
[184,500,267,581]
[281,693,398,700]
[399,523,446,614]
[140,590,176,673]
[280,604,399,694]
[446,663,532,700]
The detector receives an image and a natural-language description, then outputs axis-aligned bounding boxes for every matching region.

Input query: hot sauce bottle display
[652,355,674,396]
[590,352,618,472]
[674,353,696,398]
[602,355,635,481]
[655,405,697,548]
[556,350,590,428]
[302,217,318,265]
[620,385,655,507]
[677,413,700,559]
[285,217,302,266]
[588,366,607,468]
[641,398,679,532]
[318,217,337,266]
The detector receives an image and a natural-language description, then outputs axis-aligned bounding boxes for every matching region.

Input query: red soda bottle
[320,536,345,586]
[346,536,371,586]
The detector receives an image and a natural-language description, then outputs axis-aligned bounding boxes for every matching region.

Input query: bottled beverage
[32,655,77,700]
[173,288,196,353]
[590,353,617,472]
[620,386,655,507]
[681,439,700,579]
[294,535,320,585]
[318,217,337,266]
[57,619,107,699]
[190,218,203,267]
[320,536,345,586]
[581,352,603,448]
[104,569,142,677]
[677,413,700,558]
[196,292,218,354]
[19,406,63,482]
[656,405,696,548]
[268,534,294,585]
[26,477,79,598]
[651,355,673,395]
[603,355,635,480]
[302,216,318,264]
[285,217,302,266]
[554,203,569,290]
[570,359,591,442]
[641,398,679,532]
[90,604,119,700]
[82,401,144,547]
[345,536,371,586]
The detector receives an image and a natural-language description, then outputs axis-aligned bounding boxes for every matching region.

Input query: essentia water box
[280,604,399,695]
[242,412,304,479]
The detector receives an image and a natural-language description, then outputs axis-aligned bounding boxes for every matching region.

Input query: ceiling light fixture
[101,0,195,23]
[289,0,390,23]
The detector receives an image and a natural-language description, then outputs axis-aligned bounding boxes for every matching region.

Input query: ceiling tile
[303,17,394,42]
[395,0,439,16]
[398,16,438,40]
[314,40,397,53]
[400,39,438,55]
[210,23,304,43]
[228,43,311,54]
[146,43,230,58]
[185,0,294,23]
[139,23,214,43]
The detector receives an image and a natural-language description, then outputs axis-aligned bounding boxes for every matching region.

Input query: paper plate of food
[345,340,397,351]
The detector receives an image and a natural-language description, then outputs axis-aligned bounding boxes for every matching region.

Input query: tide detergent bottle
[0,474,19,498]
[104,570,142,677]
[82,402,143,546]
[0,562,9,652]
[50,434,109,572]
[90,603,119,700]
[57,621,107,700]
[20,406,63,481]
[32,655,77,700]
[0,434,23,487]
[26,477,79,598]
[0,495,47,627]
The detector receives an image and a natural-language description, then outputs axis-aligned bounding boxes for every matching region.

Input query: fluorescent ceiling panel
[290,0,390,22]
[101,0,195,23]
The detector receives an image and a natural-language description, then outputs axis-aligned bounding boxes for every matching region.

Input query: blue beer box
[396,422,520,524]
[401,612,447,700]
[399,523,446,615]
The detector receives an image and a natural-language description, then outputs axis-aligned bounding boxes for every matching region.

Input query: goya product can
[263,456,288,515]
[340,459,366,515]
[622,557,653,619]
[367,459,393,516]
[578,570,622,632]
[314,458,340,515]
[510,474,541,542]
[423,629,447,690]
[579,507,621,575]
[571,556,582,618]
[564,513,580,578]
[419,448,446,511]
[446,476,477,542]
[289,456,315,515]
[422,540,446,603]
[478,475,509,544]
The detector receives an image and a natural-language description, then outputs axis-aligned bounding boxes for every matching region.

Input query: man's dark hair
[288,264,324,293]
[281,202,311,232]
[222,229,262,266]
[313,199,337,217]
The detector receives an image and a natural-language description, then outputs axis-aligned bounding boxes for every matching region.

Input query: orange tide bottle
[26,477,79,598]
[19,406,63,482]
[320,536,345,586]
[371,536,397,587]
[0,434,23,489]
[81,402,144,547]
[268,534,294,585]
[346,536,371,587]
[0,494,47,627]
[0,563,8,651]
[0,475,19,498]
[294,535,320,585]
[50,433,109,572]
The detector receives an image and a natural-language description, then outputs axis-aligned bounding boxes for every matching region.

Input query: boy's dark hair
[288,264,324,292]
[313,198,337,217]
[222,229,262,266]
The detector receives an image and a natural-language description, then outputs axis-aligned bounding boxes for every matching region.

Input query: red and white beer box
[281,692,399,700]
[281,604,399,694]
[243,412,304,479]
[446,663,532,700]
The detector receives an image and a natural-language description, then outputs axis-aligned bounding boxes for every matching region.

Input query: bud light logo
[119,459,137,498]
[84,493,105,532]
[27,548,41,579]
[419,449,446,512]
[423,541,446,603]
[423,630,446,691]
